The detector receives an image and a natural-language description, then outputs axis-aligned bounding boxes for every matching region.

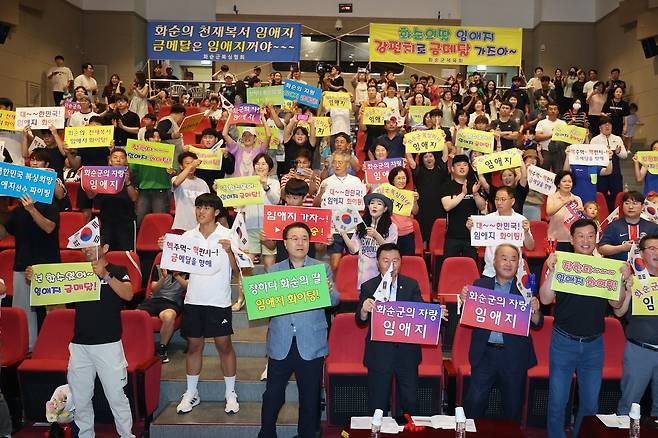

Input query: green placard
[30,262,101,306]
[243,264,331,320]
[247,85,285,106]
[551,251,625,300]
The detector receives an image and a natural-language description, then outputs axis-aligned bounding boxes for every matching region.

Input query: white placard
[568,144,609,167]
[14,107,65,130]
[160,233,224,275]
[470,216,524,247]
[321,183,366,210]
[527,165,556,195]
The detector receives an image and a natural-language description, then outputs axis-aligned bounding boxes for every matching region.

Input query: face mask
[573,103,581,111]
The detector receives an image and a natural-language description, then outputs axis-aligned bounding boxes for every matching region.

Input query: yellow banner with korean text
[214,176,264,207]
[64,126,115,148]
[0,110,16,131]
[404,129,445,154]
[454,128,495,154]
[374,183,415,217]
[552,124,588,145]
[187,146,223,170]
[474,148,522,174]
[322,92,351,110]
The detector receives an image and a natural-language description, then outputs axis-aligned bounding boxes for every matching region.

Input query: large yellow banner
[369,23,522,66]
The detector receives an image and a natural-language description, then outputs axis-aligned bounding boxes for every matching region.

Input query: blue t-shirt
[374,132,405,158]
[571,164,601,204]
[644,172,658,196]
[598,218,658,261]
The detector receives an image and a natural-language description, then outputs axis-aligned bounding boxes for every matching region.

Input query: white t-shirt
[68,111,98,127]
[320,173,366,232]
[535,118,566,151]
[73,75,98,97]
[481,211,531,278]
[171,176,210,231]
[590,133,627,158]
[48,66,74,92]
[182,224,233,307]
[0,131,25,165]
[583,80,597,98]
[329,108,351,136]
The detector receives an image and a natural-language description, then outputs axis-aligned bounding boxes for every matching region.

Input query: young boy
[28,149,68,208]
[171,151,210,232]
[190,128,236,192]
[137,113,157,140]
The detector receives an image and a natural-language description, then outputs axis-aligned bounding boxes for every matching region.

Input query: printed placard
[407,106,436,126]
[0,162,56,204]
[454,127,495,154]
[243,264,331,320]
[374,183,415,217]
[568,144,609,167]
[527,165,556,195]
[630,276,658,316]
[263,205,332,243]
[460,285,532,336]
[322,92,351,110]
[214,176,264,207]
[30,263,101,306]
[470,215,524,247]
[283,80,322,108]
[80,166,126,194]
[321,183,367,210]
[63,100,81,119]
[125,139,174,168]
[371,301,442,345]
[552,124,588,145]
[228,104,262,125]
[0,110,16,131]
[160,233,225,275]
[362,107,390,125]
[187,146,223,170]
[64,125,114,148]
[404,129,445,153]
[178,113,206,133]
[551,251,625,300]
[636,151,658,175]
[474,148,522,174]
[364,158,405,184]
[15,107,65,130]
[313,117,331,137]
[247,85,285,106]
[563,200,584,230]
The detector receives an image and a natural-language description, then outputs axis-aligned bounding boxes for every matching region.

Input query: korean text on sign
[407,106,436,126]
[64,125,114,148]
[474,148,522,174]
[363,158,405,184]
[470,216,524,247]
[637,151,658,175]
[160,233,224,275]
[403,129,445,153]
[371,301,442,345]
[80,166,126,194]
[125,139,175,168]
[64,100,81,119]
[14,107,65,130]
[187,146,223,170]
[362,107,391,126]
[630,276,658,316]
[283,80,322,108]
[30,262,101,306]
[374,183,415,217]
[527,165,556,195]
[243,264,331,320]
[0,110,16,131]
[551,251,625,300]
[460,285,532,336]
[214,176,264,207]
[247,85,285,106]
[147,21,301,62]
[454,127,494,154]
[369,23,522,66]
[568,144,609,167]
[263,205,332,243]
[322,92,351,110]
[552,124,588,145]
[229,104,262,125]
[0,162,56,204]
[321,183,367,210]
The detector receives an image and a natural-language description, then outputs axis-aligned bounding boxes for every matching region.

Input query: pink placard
[371,301,442,345]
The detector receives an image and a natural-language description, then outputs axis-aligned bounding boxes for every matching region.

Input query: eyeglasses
[286,237,309,243]
[494,198,510,202]
[641,246,658,252]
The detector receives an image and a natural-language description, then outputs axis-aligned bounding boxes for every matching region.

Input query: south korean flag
[332,207,363,233]
[231,211,249,250]
[67,218,101,249]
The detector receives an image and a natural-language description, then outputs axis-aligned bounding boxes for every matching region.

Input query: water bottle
[455,406,466,437]
[371,408,383,438]
[629,402,641,437]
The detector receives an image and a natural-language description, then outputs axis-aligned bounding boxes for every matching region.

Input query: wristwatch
[264,185,271,192]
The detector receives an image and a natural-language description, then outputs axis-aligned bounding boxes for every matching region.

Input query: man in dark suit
[460,243,543,422]
[356,243,447,415]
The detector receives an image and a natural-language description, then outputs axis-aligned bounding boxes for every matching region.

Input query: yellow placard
[214,176,264,207]
[474,148,523,174]
[455,128,495,154]
[126,139,175,168]
[322,92,351,110]
[0,110,16,131]
[369,23,523,66]
[64,125,115,148]
[637,151,658,175]
[236,126,278,149]
[551,124,588,145]
[403,129,445,153]
[188,146,223,171]
[374,183,414,217]
[30,262,101,306]
[631,277,658,316]
[314,117,331,137]
[407,106,436,126]
[362,107,390,125]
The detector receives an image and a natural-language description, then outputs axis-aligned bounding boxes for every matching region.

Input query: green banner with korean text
[551,251,625,301]
[30,262,101,306]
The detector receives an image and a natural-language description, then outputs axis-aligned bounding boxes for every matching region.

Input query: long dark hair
[357,199,393,239]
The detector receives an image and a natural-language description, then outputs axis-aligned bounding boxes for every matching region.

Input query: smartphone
[296,167,306,175]
[298,114,309,121]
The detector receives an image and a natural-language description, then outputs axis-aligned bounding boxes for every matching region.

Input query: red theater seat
[59,249,85,263]
[65,181,80,211]
[335,255,359,302]
[106,251,143,295]
[524,221,548,260]
[58,211,87,249]
[437,257,480,304]
[596,192,610,222]
[400,256,431,302]
[0,250,15,297]
[598,317,626,414]
[412,218,425,257]
[137,213,174,252]
[428,219,446,289]
[1,307,28,368]
[0,234,15,250]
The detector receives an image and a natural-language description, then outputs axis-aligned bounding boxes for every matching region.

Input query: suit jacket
[356,273,423,370]
[468,276,543,372]
[266,256,340,361]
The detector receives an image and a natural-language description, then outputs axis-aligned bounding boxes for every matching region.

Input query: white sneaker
[176,391,200,414]
[225,391,239,414]
[260,364,268,381]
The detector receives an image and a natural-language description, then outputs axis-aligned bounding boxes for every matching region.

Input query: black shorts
[181,304,233,338]
[138,296,181,316]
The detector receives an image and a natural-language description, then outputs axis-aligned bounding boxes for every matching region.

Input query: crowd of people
[0,55,656,438]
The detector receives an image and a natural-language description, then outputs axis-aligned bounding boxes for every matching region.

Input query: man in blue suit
[461,243,543,422]
[258,222,340,438]
[357,243,447,415]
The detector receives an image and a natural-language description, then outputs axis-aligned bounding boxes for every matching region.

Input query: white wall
[595,0,620,19]
[461,0,538,28]
[540,0,596,22]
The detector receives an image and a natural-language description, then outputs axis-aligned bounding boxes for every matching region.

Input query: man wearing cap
[373,114,405,158]
[440,154,487,260]
[591,116,628,212]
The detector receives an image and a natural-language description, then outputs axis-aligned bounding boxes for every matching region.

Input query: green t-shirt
[130,164,171,190]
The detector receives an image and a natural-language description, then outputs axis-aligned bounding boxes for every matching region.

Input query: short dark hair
[253,152,273,170]
[547,102,559,110]
[194,193,226,218]
[499,101,512,110]
[334,132,351,144]
[512,75,522,82]
[0,97,14,110]
[284,178,309,197]
[496,185,516,199]
[639,234,658,251]
[630,103,638,111]
[623,190,644,204]
[110,147,127,158]
[410,74,419,81]
[570,218,598,235]
[144,127,158,140]
[88,116,104,125]
[293,126,309,139]
[534,66,544,72]
[611,68,621,74]
[201,128,219,138]
[282,221,311,240]
[81,62,94,71]
[588,69,598,75]
[54,55,64,61]
[387,166,408,186]
[178,151,198,165]
[143,113,157,122]
[29,149,51,164]
[295,148,312,162]
[599,116,613,127]
[377,242,401,259]
[554,170,575,188]
[540,75,551,82]
[332,65,341,73]
[115,94,129,103]
[171,104,186,114]
[429,108,442,118]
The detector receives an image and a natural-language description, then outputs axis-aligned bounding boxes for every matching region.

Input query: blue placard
[147,21,301,62]
[283,80,322,109]
[0,162,56,204]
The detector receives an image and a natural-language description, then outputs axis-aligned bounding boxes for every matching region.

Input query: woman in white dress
[129,71,150,119]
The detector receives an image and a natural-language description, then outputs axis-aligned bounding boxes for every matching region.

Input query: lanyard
[629,224,639,241]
